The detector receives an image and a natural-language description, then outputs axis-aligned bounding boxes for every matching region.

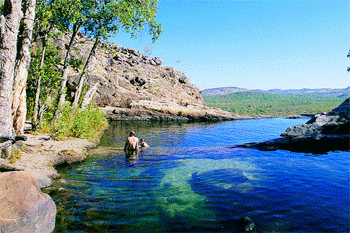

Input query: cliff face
[53,33,244,121]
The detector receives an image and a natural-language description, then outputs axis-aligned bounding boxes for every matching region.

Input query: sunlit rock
[0,171,56,232]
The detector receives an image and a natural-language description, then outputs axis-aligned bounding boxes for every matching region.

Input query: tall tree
[30,0,58,127]
[0,0,23,138]
[55,0,96,119]
[72,0,162,112]
[12,0,36,135]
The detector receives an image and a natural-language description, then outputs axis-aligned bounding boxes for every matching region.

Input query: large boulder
[0,171,56,233]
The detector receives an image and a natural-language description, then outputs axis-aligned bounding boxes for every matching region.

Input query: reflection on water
[51,118,350,232]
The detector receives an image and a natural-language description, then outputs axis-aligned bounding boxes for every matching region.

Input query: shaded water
[52,118,350,232]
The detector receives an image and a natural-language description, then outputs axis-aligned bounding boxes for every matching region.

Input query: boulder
[179,76,188,84]
[153,57,162,65]
[0,171,56,233]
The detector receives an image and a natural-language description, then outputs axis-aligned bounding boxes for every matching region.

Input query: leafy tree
[55,0,98,115]
[30,0,63,128]
[27,41,61,130]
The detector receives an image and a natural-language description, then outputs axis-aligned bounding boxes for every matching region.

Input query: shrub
[52,104,108,142]
[9,149,22,164]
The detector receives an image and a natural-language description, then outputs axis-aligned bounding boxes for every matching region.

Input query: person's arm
[124,138,128,152]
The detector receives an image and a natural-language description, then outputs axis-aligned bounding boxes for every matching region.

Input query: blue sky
[110,0,349,91]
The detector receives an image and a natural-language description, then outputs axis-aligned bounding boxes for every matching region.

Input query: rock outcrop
[0,171,56,233]
[281,98,349,137]
[234,98,350,153]
[53,33,246,121]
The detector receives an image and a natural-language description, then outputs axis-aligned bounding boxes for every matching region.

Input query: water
[51,118,350,232]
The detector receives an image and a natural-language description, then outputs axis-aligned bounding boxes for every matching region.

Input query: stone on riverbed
[191,168,249,191]
[0,171,56,233]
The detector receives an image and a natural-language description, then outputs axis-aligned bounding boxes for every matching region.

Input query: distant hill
[252,86,350,97]
[202,87,248,95]
[203,90,349,117]
[203,86,350,97]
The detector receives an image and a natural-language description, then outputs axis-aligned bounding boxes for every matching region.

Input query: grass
[51,104,109,142]
[204,91,348,117]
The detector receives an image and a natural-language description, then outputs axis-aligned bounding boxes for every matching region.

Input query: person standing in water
[140,138,149,151]
[124,131,139,158]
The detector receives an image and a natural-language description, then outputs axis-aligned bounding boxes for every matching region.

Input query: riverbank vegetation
[204,91,349,117]
[0,0,162,143]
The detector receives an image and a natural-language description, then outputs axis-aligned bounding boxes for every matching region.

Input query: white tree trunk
[81,82,99,109]
[12,0,36,135]
[72,36,100,113]
[57,24,81,108]
[0,0,23,138]
[32,33,47,129]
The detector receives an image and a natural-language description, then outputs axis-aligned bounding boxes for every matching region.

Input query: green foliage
[83,0,162,42]
[52,104,108,142]
[69,57,83,69]
[204,91,348,117]
[27,40,61,119]
[9,149,22,164]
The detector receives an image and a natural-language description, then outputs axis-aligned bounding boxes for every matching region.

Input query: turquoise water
[52,118,350,232]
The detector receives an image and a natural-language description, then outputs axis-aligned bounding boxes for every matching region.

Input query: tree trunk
[53,23,82,122]
[12,0,36,135]
[81,82,99,109]
[54,24,81,110]
[32,32,47,129]
[0,0,23,138]
[72,36,100,113]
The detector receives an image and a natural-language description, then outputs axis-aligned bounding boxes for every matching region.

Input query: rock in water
[0,171,56,233]
[236,216,256,232]
[192,168,249,191]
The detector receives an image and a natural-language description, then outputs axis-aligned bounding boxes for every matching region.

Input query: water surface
[52,118,350,232]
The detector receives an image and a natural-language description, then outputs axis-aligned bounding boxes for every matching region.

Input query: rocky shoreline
[0,124,96,188]
[234,98,350,154]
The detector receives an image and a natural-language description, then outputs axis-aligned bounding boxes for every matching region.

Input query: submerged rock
[191,168,249,193]
[236,216,256,232]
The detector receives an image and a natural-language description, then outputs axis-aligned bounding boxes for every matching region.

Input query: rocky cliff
[53,33,245,121]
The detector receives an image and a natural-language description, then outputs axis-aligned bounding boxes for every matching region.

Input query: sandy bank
[0,123,96,187]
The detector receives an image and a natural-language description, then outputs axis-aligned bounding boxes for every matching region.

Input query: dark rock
[179,76,188,84]
[281,98,349,137]
[154,57,162,65]
[236,216,256,232]
[130,76,146,86]
[127,47,137,55]
[66,79,77,91]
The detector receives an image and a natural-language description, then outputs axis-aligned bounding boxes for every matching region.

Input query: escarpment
[52,33,244,121]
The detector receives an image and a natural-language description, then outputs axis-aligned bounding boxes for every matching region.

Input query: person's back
[124,132,139,155]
